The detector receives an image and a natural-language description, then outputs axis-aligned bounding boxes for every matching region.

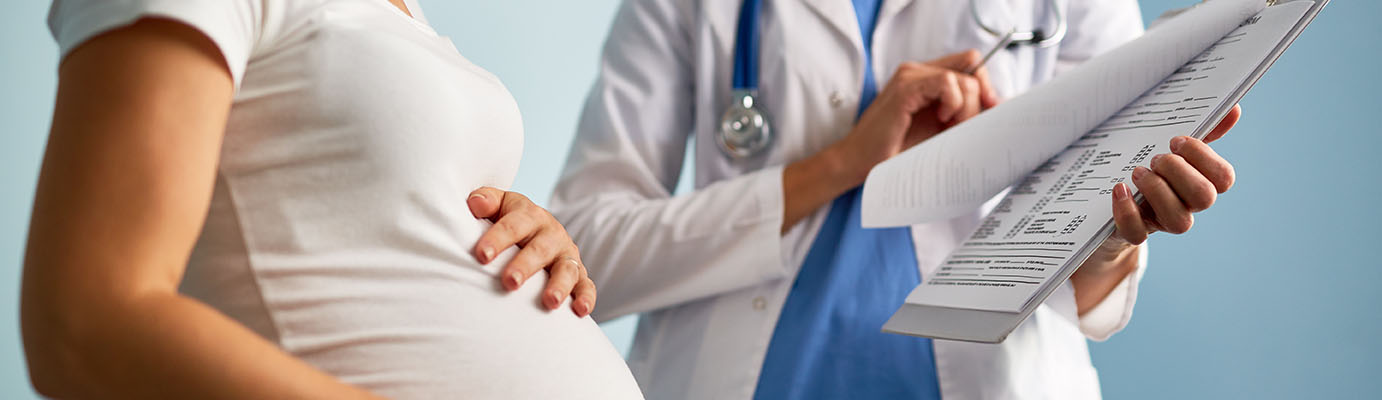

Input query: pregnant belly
[250,246,643,399]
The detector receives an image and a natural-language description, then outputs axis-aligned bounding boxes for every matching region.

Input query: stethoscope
[717,0,1069,159]
[970,0,1067,49]
[718,0,772,159]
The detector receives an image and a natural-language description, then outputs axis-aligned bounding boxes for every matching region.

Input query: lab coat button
[752,296,767,310]
[829,91,844,108]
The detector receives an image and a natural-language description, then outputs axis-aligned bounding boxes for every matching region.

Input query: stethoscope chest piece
[718,89,773,159]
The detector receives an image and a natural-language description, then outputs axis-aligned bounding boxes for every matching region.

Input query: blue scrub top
[753,0,943,398]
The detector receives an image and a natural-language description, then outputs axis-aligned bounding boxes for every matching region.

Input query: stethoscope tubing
[970,0,1067,48]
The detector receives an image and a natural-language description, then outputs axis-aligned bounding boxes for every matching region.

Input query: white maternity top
[48,0,643,398]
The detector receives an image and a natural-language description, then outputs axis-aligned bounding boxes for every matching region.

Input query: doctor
[542,0,1241,398]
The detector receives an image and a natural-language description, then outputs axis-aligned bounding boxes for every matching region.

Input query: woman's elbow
[20,278,114,398]
[22,302,82,397]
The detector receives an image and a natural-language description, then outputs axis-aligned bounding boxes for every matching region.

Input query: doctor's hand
[1070,105,1242,315]
[838,50,1000,174]
[1109,104,1241,245]
[781,50,998,232]
[467,187,597,317]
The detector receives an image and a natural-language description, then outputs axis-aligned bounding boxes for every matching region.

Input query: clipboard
[881,0,1330,344]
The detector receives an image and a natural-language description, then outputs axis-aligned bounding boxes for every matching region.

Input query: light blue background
[0,1,1376,398]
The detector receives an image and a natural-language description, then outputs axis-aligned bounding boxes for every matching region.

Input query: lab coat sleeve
[1057,0,1150,340]
[1079,244,1148,341]
[550,0,790,322]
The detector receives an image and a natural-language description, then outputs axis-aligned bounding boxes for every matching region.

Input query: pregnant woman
[20,0,642,398]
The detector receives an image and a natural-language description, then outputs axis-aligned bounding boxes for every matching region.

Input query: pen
[965,28,1017,75]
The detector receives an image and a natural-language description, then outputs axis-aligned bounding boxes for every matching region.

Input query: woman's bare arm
[21,19,378,399]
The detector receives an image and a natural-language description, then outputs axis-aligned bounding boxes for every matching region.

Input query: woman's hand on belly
[467,187,597,317]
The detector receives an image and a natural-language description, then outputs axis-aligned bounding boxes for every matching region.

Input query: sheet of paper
[860,0,1266,228]
[902,2,1315,313]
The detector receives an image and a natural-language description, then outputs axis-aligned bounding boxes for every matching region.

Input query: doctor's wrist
[815,143,872,189]
[781,145,867,232]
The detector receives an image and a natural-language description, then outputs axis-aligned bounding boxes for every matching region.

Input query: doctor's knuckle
[1158,153,1187,168]
[934,71,958,89]
[960,75,980,91]
[1164,215,1194,234]
[1185,186,1217,212]
[896,62,919,76]
[962,49,982,64]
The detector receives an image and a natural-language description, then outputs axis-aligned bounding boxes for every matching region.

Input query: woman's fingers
[467,186,508,220]
[497,229,564,291]
[466,187,595,315]
[1170,136,1235,193]
[473,203,539,264]
[1131,166,1194,234]
[1203,104,1242,144]
[1110,183,1150,245]
[1149,153,1218,212]
[540,255,583,311]
[571,273,597,317]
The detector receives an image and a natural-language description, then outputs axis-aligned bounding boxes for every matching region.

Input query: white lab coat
[551,0,1150,398]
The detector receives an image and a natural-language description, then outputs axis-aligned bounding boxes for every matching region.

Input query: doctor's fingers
[1203,104,1242,144]
[952,75,983,124]
[1169,136,1235,193]
[889,65,965,122]
[923,49,1000,108]
[971,65,1000,109]
[1150,152,1218,212]
[1131,166,1194,235]
[1110,183,1152,245]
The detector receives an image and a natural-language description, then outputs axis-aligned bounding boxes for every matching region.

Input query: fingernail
[1113,183,1129,200]
[1170,136,1188,152]
[546,292,561,308]
[469,192,485,201]
[1150,154,1165,166]
[1132,166,1149,180]
[576,301,590,316]
[505,272,521,290]
[481,247,495,263]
